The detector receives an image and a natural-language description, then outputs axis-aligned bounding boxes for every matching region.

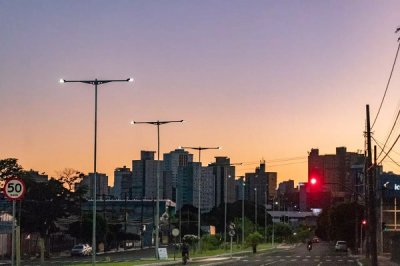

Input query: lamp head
[59,79,65,83]
[127,78,134,82]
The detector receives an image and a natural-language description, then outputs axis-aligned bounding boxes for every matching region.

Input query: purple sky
[1,1,400,185]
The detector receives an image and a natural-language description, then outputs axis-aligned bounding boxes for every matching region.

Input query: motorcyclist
[307,239,313,251]
[181,241,190,262]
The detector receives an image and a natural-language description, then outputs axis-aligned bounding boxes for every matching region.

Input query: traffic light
[310,178,317,185]
[362,219,367,225]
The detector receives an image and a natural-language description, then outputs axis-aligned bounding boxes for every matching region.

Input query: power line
[372,136,400,168]
[377,133,400,165]
[376,107,400,160]
[371,38,400,129]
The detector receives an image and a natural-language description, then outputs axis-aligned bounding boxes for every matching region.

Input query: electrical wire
[378,133,400,165]
[376,107,400,160]
[371,41,400,129]
[372,136,400,168]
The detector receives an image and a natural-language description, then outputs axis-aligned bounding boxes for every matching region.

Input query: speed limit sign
[3,178,26,200]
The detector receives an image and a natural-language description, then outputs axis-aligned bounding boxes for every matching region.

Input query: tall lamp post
[132,120,184,259]
[254,188,257,232]
[178,146,220,249]
[60,77,133,265]
[242,178,245,248]
[222,165,242,247]
[272,200,278,247]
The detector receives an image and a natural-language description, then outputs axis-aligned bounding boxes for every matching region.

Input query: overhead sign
[3,178,26,201]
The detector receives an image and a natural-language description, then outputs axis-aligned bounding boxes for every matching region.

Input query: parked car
[71,244,92,256]
[335,240,348,252]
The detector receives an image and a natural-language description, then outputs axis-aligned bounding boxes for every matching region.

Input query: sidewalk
[352,253,399,266]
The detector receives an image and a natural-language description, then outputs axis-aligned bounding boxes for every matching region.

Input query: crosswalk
[241,254,357,264]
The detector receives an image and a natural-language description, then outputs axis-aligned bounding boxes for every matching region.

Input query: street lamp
[272,200,278,247]
[132,120,184,259]
[60,77,133,265]
[225,174,231,247]
[254,188,257,232]
[178,146,220,249]
[242,178,245,248]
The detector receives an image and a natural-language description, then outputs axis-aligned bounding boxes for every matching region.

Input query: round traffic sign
[3,178,26,201]
[229,230,236,237]
[172,228,180,237]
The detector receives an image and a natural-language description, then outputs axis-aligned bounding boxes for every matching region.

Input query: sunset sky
[1,1,400,187]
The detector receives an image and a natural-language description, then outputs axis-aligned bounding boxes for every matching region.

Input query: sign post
[171,228,180,261]
[228,223,236,259]
[3,178,26,266]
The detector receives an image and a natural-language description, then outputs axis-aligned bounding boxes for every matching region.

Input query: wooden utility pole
[366,104,378,266]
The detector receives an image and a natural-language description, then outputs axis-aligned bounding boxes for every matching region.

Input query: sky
[1,1,400,187]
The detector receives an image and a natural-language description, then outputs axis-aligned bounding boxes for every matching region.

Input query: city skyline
[1,1,400,186]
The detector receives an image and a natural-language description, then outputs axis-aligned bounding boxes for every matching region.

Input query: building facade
[78,172,109,199]
[113,166,132,199]
[308,147,365,208]
[245,161,277,205]
[208,157,236,208]
[163,149,193,201]
[132,151,163,200]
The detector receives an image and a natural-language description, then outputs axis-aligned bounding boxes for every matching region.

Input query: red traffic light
[310,178,317,185]
[362,220,367,225]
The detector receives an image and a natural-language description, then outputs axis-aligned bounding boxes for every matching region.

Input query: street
[192,242,360,266]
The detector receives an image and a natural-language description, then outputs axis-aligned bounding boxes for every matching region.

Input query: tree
[56,168,84,191]
[246,232,263,253]
[0,158,23,180]
[316,201,363,249]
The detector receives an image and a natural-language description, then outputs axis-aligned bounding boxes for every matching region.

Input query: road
[192,242,360,266]
[18,247,159,266]
[14,242,360,266]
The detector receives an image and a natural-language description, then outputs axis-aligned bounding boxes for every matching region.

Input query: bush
[201,234,223,251]
[246,232,263,253]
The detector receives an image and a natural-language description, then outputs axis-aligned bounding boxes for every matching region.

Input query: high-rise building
[277,179,299,211]
[163,149,193,201]
[198,166,215,213]
[245,161,277,205]
[176,162,199,209]
[78,172,109,199]
[113,166,132,199]
[308,147,365,206]
[132,151,163,200]
[235,176,246,201]
[208,157,236,208]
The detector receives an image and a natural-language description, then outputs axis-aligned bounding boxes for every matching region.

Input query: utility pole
[366,104,378,266]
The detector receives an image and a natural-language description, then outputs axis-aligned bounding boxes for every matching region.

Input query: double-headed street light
[178,146,220,249]
[132,120,184,259]
[60,77,133,265]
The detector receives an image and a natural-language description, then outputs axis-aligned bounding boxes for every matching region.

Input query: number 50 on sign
[3,178,26,201]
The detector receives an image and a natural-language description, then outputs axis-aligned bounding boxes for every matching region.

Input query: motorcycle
[182,252,189,265]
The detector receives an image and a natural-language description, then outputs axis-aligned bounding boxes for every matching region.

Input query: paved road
[192,242,360,266]
[18,247,159,266]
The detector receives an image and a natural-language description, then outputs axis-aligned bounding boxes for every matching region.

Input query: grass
[64,243,276,265]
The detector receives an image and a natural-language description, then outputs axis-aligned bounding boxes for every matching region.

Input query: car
[335,240,348,252]
[312,237,320,243]
[71,244,92,256]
